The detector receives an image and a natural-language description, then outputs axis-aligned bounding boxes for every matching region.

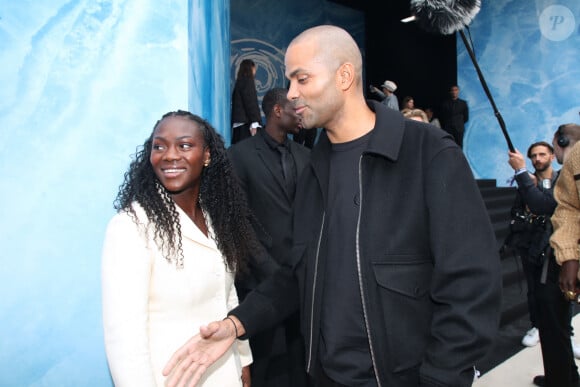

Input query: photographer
[507,140,579,387]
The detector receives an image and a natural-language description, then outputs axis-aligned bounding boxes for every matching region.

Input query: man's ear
[274,104,283,118]
[337,63,355,91]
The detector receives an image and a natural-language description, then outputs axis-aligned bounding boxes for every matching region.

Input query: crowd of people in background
[369,80,469,147]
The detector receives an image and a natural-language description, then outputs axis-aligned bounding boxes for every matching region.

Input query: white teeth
[164,169,184,173]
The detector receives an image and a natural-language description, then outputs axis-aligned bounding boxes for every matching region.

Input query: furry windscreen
[410,0,481,35]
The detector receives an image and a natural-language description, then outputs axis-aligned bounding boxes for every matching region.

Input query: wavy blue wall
[459,0,580,185]
[0,1,190,385]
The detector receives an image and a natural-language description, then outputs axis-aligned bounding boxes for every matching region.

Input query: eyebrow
[153,135,194,141]
[287,67,306,79]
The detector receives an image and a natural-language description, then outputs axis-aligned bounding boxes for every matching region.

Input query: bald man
[163,25,501,387]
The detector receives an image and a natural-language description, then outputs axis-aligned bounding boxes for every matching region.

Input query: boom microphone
[409,0,481,35]
[406,0,515,152]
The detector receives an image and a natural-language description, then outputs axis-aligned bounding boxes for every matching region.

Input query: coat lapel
[174,205,218,250]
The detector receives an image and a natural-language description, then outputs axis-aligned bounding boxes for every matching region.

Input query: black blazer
[228,130,310,264]
[231,77,262,125]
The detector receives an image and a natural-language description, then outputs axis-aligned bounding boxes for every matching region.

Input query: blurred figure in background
[402,108,429,123]
[369,80,399,110]
[440,85,469,149]
[232,59,262,144]
[425,107,441,128]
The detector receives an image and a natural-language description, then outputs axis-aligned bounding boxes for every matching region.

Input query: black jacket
[506,171,559,262]
[231,76,262,125]
[232,101,502,387]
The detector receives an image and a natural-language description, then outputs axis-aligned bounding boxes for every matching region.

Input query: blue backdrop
[0,1,190,385]
[459,0,580,185]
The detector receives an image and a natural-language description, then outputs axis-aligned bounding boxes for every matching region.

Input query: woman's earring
[204,159,210,167]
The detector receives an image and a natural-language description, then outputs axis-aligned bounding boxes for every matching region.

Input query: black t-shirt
[319,130,376,386]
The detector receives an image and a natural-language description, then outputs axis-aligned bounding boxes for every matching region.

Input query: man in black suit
[228,87,311,387]
[440,85,469,149]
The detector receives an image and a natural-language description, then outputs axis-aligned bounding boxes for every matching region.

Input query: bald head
[288,25,363,86]
[284,25,374,142]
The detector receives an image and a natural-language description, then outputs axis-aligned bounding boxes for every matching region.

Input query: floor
[475,311,580,386]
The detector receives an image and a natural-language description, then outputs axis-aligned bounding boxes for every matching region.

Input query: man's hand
[163,319,237,387]
[560,260,580,301]
[508,149,526,171]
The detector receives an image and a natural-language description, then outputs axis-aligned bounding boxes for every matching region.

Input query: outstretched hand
[163,319,237,387]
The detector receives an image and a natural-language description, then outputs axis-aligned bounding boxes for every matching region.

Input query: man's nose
[287,82,298,101]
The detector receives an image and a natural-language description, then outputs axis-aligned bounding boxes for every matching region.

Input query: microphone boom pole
[458,29,515,152]
[407,0,515,152]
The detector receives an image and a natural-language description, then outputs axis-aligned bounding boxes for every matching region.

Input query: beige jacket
[550,141,580,267]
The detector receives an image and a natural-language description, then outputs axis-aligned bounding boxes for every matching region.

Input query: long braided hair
[114,110,262,272]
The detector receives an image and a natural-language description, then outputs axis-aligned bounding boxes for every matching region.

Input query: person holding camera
[507,138,579,387]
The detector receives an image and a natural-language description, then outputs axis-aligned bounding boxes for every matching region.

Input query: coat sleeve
[551,143,580,264]
[229,257,299,339]
[101,214,157,387]
[225,269,253,368]
[420,146,502,387]
[514,172,556,215]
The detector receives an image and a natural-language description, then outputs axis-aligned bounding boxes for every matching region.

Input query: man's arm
[508,149,556,214]
[421,145,502,385]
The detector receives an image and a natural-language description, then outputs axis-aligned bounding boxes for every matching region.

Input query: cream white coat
[101,203,251,386]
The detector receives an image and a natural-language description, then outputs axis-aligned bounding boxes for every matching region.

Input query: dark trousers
[248,313,311,387]
[232,123,252,145]
[521,253,540,327]
[536,256,579,387]
[445,128,464,149]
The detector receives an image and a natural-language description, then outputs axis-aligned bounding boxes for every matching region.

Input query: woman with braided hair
[102,110,265,386]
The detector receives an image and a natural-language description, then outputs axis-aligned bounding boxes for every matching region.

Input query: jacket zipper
[306,212,325,373]
[357,155,381,387]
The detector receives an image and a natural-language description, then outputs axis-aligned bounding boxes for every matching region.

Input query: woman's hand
[241,366,251,387]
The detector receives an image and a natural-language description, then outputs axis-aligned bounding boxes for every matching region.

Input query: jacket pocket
[372,257,433,373]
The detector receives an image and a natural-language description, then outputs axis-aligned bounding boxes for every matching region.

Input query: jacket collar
[309,100,406,204]
[363,100,405,161]
[174,204,218,250]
